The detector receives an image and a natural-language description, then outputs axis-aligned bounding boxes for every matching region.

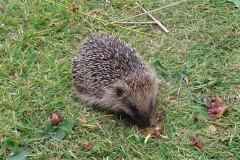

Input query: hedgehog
[72,33,159,128]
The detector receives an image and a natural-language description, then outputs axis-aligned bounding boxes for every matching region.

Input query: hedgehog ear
[115,87,125,97]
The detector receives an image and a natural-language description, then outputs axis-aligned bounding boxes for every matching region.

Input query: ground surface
[1,0,240,159]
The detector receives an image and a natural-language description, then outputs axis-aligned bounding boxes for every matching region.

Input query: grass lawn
[1,0,240,159]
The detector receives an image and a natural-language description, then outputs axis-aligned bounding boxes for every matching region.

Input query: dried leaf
[190,136,204,150]
[124,141,129,147]
[70,3,79,13]
[207,96,224,108]
[143,126,163,137]
[207,96,228,118]
[143,126,164,144]
[193,116,199,122]
[83,141,92,150]
[51,112,63,126]
[151,126,163,137]
[150,111,164,126]
[52,154,62,160]
[157,112,164,121]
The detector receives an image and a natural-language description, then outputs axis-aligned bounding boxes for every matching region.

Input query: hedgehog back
[72,34,147,98]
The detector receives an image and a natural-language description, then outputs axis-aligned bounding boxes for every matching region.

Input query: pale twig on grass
[137,1,169,33]
[45,0,162,38]
[113,21,155,24]
[114,0,188,23]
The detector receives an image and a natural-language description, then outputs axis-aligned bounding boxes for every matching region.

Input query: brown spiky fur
[72,33,159,128]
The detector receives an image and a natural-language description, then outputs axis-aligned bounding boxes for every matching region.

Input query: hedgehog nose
[137,119,150,129]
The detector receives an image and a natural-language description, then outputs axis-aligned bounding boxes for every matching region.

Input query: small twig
[137,1,169,33]
[177,87,181,95]
[45,0,162,38]
[114,0,187,23]
[113,21,155,24]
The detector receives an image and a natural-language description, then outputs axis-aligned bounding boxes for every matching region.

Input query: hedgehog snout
[132,112,151,128]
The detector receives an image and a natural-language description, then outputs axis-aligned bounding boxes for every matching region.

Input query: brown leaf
[52,154,62,160]
[150,111,164,126]
[193,116,199,122]
[207,96,228,118]
[190,136,204,150]
[207,96,224,108]
[70,3,79,13]
[142,126,163,137]
[51,112,63,126]
[83,141,92,150]
[143,126,165,144]
[156,112,164,121]
[124,141,129,147]
[151,126,163,137]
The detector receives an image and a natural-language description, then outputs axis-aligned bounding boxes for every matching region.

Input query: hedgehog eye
[128,102,138,114]
[115,87,124,97]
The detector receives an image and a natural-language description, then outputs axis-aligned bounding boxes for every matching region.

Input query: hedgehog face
[109,73,158,128]
[124,96,153,128]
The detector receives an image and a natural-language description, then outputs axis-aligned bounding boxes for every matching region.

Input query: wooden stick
[113,21,155,24]
[136,2,169,33]
[114,0,187,23]
[46,0,162,38]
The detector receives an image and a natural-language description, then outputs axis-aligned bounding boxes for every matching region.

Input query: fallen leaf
[143,126,164,144]
[53,118,76,140]
[9,148,32,160]
[143,126,163,136]
[226,155,234,160]
[207,96,224,108]
[193,116,199,122]
[3,140,32,160]
[52,154,62,160]
[83,141,92,150]
[190,136,204,150]
[45,119,55,138]
[150,111,164,126]
[151,126,163,137]
[44,117,76,140]
[70,3,79,13]
[51,112,63,126]
[124,141,129,147]
[207,96,228,118]
[209,105,228,118]
[156,112,164,121]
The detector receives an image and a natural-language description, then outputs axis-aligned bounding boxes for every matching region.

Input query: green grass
[1,0,240,159]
